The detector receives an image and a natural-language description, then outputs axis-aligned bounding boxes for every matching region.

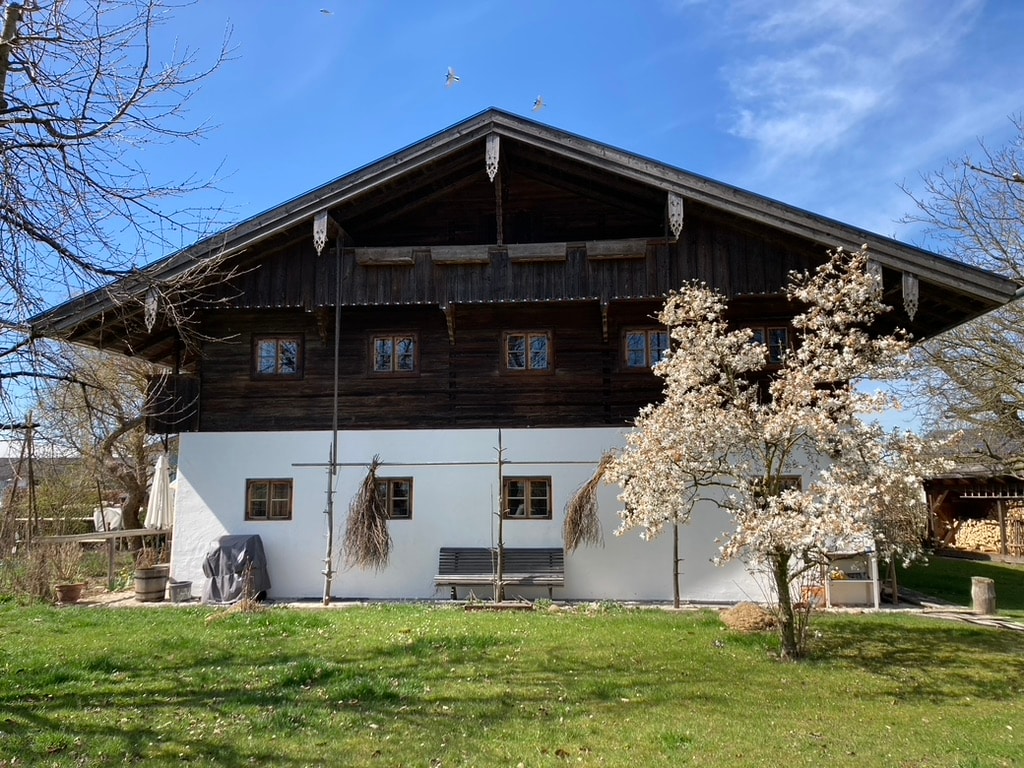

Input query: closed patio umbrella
[144,453,174,530]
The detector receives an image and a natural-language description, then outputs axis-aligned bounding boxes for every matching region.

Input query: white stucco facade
[169,427,762,603]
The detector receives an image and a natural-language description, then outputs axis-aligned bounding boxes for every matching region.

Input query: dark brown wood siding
[194,302,675,432]
[209,205,824,312]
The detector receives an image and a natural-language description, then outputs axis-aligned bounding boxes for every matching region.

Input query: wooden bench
[434,546,565,599]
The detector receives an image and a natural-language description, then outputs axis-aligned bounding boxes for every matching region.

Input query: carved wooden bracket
[667,191,684,240]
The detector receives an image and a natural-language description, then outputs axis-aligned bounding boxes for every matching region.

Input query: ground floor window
[503,477,552,519]
[246,479,293,521]
[376,478,413,519]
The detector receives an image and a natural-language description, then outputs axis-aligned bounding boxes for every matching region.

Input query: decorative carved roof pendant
[902,272,919,320]
[485,134,500,182]
[313,210,328,256]
[667,191,684,240]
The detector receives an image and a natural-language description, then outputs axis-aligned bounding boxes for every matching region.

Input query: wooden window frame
[252,335,304,379]
[370,333,419,375]
[502,330,553,374]
[622,327,669,370]
[503,476,552,520]
[749,326,791,365]
[376,477,413,520]
[246,478,294,521]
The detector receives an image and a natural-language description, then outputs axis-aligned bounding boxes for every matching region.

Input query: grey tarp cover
[201,534,272,605]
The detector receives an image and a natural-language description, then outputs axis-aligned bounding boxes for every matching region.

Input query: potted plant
[133,547,170,602]
[51,543,87,604]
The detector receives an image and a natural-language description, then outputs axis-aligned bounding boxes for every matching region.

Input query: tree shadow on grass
[809,615,1024,704]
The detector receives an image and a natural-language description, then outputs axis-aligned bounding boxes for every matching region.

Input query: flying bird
[320,8,333,14]
[445,67,460,88]
[532,95,545,112]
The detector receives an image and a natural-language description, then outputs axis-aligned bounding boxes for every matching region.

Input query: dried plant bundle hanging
[343,455,392,571]
[563,452,612,553]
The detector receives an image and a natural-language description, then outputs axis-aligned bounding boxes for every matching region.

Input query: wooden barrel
[134,567,168,602]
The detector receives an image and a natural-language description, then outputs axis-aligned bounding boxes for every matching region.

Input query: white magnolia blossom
[606,247,950,657]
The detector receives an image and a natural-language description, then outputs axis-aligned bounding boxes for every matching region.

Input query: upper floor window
[372,334,417,373]
[503,477,552,519]
[623,328,669,369]
[750,327,790,365]
[246,478,293,521]
[254,335,303,378]
[376,478,413,519]
[504,331,551,372]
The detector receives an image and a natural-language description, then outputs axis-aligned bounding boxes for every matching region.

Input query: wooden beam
[584,239,649,260]
[431,246,492,265]
[354,247,416,266]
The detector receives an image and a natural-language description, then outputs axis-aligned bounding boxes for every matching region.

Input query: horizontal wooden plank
[507,243,568,262]
[354,247,417,265]
[431,246,492,264]
[584,238,649,260]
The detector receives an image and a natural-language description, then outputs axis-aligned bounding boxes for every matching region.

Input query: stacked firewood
[954,520,1002,552]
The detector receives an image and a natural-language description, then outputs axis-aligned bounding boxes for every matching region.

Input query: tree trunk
[771,550,800,659]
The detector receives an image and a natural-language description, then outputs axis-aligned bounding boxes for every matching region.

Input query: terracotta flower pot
[54,582,87,604]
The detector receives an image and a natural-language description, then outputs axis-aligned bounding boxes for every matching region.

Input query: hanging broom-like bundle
[563,452,613,553]
[343,455,392,571]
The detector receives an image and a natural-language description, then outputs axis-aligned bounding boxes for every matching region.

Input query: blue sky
[5,0,1023,448]
[146,0,1024,255]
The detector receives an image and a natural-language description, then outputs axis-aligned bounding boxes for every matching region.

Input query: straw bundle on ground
[343,455,391,570]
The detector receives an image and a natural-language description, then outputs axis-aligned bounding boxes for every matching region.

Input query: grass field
[1,603,1022,767]
[896,554,1024,615]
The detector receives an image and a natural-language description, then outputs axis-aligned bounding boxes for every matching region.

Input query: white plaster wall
[170,427,761,602]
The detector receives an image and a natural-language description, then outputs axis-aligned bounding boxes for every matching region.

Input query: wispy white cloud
[715,0,985,166]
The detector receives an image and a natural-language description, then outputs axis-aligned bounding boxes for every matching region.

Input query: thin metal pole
[322,239,342,605]
[496,429,505,602]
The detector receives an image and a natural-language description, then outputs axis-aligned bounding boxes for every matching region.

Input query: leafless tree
[899,115,1024,474]
[0,0,230,408]
[34,347,161,531]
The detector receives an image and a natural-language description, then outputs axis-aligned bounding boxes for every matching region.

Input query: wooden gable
[31,108,1020,373]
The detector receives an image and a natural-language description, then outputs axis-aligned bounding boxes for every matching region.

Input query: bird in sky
[532,96,545,112]
[320,8,333,14]
[445,67,460,88]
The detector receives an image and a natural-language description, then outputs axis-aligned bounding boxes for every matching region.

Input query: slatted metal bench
[434,546,565,599]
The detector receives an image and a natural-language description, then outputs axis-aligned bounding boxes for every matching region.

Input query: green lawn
[1,603,1022,767]
[896,554,1024,615]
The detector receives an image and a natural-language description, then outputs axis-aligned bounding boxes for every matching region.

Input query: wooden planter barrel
[134,565,170,602]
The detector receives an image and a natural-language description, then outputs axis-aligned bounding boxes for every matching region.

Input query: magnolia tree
[606,247,945,659]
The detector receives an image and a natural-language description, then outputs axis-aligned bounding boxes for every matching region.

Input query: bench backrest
[438,547,564,575]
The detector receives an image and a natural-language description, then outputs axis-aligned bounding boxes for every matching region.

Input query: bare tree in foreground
[0,0,230,409]
[899,116,1024,473]
[34,348,161,532]
[606,248,946,659]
